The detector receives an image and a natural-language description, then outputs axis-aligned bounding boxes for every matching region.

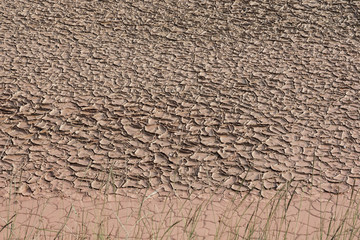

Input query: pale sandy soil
[0,0,360,239]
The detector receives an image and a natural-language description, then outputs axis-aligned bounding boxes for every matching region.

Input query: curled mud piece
[1,0,360,238]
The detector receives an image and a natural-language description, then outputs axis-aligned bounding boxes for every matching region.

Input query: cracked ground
[0,0,360,239]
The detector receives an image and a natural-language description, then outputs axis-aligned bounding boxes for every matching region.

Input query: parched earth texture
[1,0,360,239]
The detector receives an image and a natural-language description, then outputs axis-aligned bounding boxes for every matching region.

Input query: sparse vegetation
[1,140,360,239]
[1,182,360,239]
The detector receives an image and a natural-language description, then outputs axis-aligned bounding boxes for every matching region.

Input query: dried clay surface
[0,0,360,238]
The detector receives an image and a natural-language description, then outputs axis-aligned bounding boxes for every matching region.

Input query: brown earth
[0,0,360,239]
